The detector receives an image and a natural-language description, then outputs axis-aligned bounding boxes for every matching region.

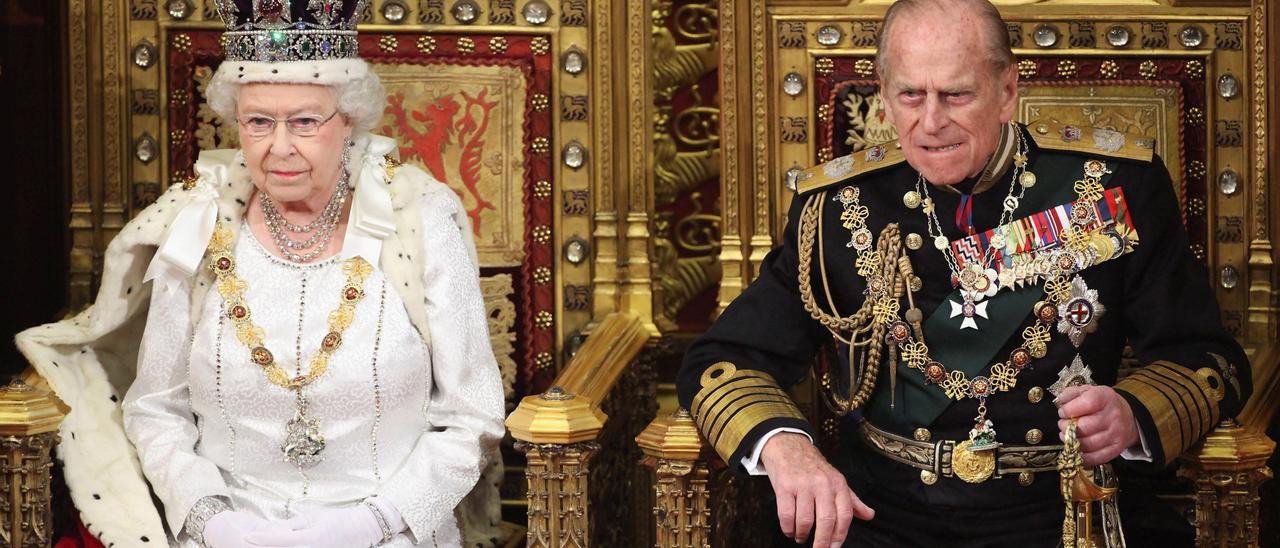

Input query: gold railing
[0,372,68,548]
[505,312,652,547]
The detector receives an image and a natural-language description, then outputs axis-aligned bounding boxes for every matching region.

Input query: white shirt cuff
[1119,418,1153,462]
[740,427,812,475]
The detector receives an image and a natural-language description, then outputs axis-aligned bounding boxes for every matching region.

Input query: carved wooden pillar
[1178,419,1276,548]
[518,439,600,548]
[508,387,606,548]
[637,409,715,548]
[0,376,68,548]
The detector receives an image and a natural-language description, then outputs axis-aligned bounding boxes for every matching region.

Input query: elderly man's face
[881,12,1018,185]
[237,83,354,206]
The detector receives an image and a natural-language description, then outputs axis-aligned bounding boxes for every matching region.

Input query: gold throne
[3,0,1280,547]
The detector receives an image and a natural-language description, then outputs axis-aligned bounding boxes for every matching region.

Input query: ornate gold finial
[539,386,575,401]
[0,378,34,393]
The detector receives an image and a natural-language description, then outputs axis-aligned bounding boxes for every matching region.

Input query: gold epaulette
[796,141,907,195]
[1027,120,1155,163]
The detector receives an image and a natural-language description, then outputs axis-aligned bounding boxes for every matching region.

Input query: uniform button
[1028,386,1044,403]
[905,232,923,250]
[1019,471,1035,486]
[920,470,938,485]
[913,428,932,442]
[1025,428,1043,445]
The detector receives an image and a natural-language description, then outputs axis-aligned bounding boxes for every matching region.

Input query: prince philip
[676,0,1250,545]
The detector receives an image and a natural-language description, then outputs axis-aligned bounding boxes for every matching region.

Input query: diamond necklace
[260,174,349,263]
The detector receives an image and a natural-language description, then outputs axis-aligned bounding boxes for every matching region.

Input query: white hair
[204,59,386,134]
[876,0,1014,82]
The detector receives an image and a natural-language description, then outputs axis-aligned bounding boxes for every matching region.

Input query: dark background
[1,0,69,379]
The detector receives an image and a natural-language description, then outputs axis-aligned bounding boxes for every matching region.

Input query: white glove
[201,511,280,548]
[244,498,406,548]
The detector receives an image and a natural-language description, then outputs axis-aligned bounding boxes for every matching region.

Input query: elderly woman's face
[236,83,353,205]
[880,10,1018,186]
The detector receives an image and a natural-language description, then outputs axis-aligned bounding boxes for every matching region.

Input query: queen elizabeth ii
[15,1,505,546]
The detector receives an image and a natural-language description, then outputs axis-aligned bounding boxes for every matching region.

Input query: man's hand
[1056,385,1140,466]
[760,432,874,547]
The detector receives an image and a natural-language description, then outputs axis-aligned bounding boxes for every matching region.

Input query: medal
[1056,275,1106,347]
[1049,355,1097,398]
[950,293,989,330]
[282,408,326,467]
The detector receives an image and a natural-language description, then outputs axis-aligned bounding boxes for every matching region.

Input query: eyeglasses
[237,110,340,138]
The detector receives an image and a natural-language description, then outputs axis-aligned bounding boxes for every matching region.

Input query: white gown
[123,187,505,547]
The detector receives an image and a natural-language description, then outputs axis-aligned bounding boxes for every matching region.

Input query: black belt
[857,420,1063,485]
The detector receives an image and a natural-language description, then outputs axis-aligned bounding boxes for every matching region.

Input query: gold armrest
[505,313,651,548]
[1177,419,1275,548]
[637,409,716,548]
[0,368,68,548]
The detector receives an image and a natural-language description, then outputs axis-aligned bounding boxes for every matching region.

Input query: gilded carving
[1250,0,1269,242]
[481,274,517,399]
[851,21,880,48]
[651,458,711,547]
[1177,421,1275,548]
[131,0,157,20]
[562,95,588,121]
[778,21,806,48]
[565,285,591,312]
[1217,216,1245,243]
[519,441,598,548]
[779,116,807,143]
[563,190,589,215]
[653,4,717,99]
[418,0,444,23]
[1068,22,1095,48]
[0,433,59,547]
[1216,21,1243,50]
[561,0,587,26]
[131,89,159,115]
[1215,120,1243,147]
[1006,22,1022,48]
[488,0,514,24]
[654,196,721,328]
[655,99,719,206]
[104,0,125,209]
[1140,22,1168,48]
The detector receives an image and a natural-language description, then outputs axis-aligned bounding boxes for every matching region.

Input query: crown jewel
[213,0,368,62]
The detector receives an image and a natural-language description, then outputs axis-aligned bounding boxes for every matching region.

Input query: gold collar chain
[207,221,373,391]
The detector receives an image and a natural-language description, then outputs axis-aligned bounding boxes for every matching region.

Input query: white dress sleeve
[122,280,231,535]
[377,185,507,540]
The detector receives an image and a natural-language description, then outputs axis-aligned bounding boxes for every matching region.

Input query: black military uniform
[677,122,1250,546]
